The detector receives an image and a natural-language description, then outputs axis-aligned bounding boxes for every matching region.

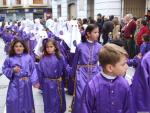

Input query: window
[33,0,43,4]
[57,5,61,18]
[16,0,21,4]
[3,0,6,5]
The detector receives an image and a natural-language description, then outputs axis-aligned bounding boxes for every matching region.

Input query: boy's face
[111,55,128,76]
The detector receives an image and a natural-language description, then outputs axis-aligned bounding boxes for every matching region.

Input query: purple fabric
[140,42,150,56]
[131,51,150,112]
[38,54,71,113]
[71,41,102,113]
[127,56,141,68]
[80,74,134,113]
[2,54,39,113]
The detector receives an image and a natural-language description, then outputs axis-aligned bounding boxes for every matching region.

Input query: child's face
[46,42,55,54]
[14,42,25,55]
[111,56,128,76]
[88,27,99,41]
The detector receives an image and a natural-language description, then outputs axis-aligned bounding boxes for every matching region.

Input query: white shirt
[87,39,94,43]
[101,70,116,80]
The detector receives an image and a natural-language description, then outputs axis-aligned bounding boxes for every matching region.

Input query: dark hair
[110,39,125,47]
[97,13,102,17]
[81,24,99,42]
[89,18,96,24]
[42,38,61,59]
[133,16,138,21]
[109,15,114,21]
[141,19,147,26]
[143,34,150,42]
[9,39,28,57]
[83,18,88,24]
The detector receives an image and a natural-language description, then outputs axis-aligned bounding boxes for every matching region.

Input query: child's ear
[106,64,113,73]
[87,32,90,37]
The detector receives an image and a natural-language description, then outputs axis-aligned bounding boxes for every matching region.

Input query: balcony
[29,0,49,7]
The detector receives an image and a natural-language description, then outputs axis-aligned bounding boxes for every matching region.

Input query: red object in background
[124,20,136,39]
[137,25,149,46]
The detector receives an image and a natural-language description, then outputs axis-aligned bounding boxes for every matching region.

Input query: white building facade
[0,0,52,21]
[52,0,150,20]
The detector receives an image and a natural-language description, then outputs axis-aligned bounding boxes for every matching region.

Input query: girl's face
[46,42,56,54]
[87,27,99,41]
[14,42,25,55]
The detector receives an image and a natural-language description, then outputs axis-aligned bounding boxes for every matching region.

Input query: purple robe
[140,42,150,56]
[80,74,134,113]
[127,56,141,68]
[38,54,70,113]
[67,53,75,95]
[2,33,14,53]
[131,51,150,112]
[0,27,4,36]
[2,54,38,113]
[71,41,102,113]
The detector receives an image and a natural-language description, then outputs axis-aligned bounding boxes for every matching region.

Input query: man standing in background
[124,14,136,58]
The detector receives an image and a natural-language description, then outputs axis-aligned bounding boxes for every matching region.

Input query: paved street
[0,38,135,113]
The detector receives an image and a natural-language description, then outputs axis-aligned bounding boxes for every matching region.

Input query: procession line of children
[2,23,150,113]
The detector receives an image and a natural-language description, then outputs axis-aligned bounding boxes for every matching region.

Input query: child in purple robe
[80,43,134,113]
[140,34,150,56]
[2,39,40,113]
[38,38,71,113]
[71,24,102,113]
[131,51,150,112]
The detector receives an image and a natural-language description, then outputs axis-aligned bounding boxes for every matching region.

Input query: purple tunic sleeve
[38,59,44,76]
[140,43,146,56]
[2,57,14,80]
[131,52,150,112]
[127,56,141,68]
[29,56,39,85]
[61,55,72,78]
[80,84,95,113]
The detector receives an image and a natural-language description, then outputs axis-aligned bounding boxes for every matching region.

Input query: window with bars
[33,0,43,4]
[3,0,6,5]
[16,0,21,4]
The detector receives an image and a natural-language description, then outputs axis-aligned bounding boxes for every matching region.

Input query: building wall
[52,0,68,19]
[146,0,150,10]
[77,0,87,19]
[94,0,121,18]
[0,0,52,21]
[0,1,3,6]
[61,0,67,19]
[52,0,121,19]
[52,0,58,18]
[51,0,149,19]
